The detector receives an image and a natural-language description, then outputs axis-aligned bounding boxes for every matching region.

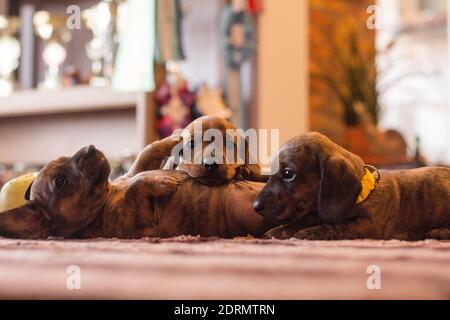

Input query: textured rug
[0,237,448,299]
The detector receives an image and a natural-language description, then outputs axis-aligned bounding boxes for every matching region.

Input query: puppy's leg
[425,228,450,240]
[294,219,372,240]
[264,225,299,239]
[126,135,182,177]
[264,214,322,239]
[235,164,269,182]
[126,172,182,201]
[294,225,342,240]
[0,203,50,239]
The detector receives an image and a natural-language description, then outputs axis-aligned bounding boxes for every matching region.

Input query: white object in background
[19,5,36,90]
[377,0,450,164]
[112,0,155,92]
[0,15,21,97]
[447,0,450,164]
[83,0,122,87]
[41,40,66,89]
[0,35,20,96]
[33,11,71,90]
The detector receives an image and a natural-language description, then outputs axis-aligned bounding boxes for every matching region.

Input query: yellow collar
[356,168,376,205]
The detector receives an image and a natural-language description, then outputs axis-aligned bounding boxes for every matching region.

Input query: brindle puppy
[128,116,265,185]
[0,146,270,239]
[253,132,450,241]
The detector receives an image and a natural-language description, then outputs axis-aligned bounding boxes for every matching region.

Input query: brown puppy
[0,146,269,239]
[128,116,265,185]
[175,115,264,185]
[253,132,450,240]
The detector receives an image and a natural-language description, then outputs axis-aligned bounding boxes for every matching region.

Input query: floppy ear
[0,202,50,239]
[318,156,362,224]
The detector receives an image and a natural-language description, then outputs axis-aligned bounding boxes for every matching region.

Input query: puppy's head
[10,145,111,237]
[253,132,366,224]
[173,116,251,186]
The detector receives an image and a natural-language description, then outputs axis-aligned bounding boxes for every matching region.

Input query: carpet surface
[0,237,448,299]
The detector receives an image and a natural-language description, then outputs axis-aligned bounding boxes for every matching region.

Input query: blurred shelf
[0,85,158,164]
[0,85,142,118]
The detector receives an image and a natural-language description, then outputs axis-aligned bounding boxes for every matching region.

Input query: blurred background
[0,0,448,186]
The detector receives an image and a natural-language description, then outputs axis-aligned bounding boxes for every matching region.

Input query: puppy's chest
[105,189,127,213]
[95,187,131,235]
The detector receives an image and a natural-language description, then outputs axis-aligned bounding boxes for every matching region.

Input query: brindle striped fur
[254,132,450,240]
[0,146,270,239]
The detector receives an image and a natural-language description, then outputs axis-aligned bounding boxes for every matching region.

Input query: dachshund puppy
[128,116,265,185]
[0,146,269,239]
[253,132,450,241]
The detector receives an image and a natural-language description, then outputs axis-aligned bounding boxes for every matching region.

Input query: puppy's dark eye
[282,168,296,182]
[54,176,67,188]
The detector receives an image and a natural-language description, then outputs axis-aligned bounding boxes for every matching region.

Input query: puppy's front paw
[294,225,336,240]
[264,225,297,239]
[425,228,450,240]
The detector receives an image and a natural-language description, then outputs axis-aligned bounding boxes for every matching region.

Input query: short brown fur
[254,132,450,240]
[0,146,270,239]
[128,116,265,185]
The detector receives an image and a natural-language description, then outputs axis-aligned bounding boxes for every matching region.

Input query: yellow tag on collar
[356,168,375,205]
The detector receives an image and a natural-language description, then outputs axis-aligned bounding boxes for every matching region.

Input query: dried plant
[312,22,379,126]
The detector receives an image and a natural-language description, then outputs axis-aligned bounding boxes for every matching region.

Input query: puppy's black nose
[202,159,218,170]
[253,199,265,212]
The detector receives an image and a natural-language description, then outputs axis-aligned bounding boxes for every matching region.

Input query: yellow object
[356,168,376,205]
[0,173,38,212]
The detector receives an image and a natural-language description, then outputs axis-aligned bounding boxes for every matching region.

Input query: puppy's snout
[253,198,265,213]
[72,145,101,165]
[85,145,97,157]
[202,159,218,170]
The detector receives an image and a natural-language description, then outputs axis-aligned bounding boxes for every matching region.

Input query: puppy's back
[389,166,450,230]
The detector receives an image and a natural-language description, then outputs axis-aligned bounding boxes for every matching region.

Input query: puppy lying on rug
[0,146,270,239]
[254,132,450,240]
[127,116,265,185]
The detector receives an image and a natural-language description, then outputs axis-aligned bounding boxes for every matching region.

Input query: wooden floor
[0,237,448,299]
